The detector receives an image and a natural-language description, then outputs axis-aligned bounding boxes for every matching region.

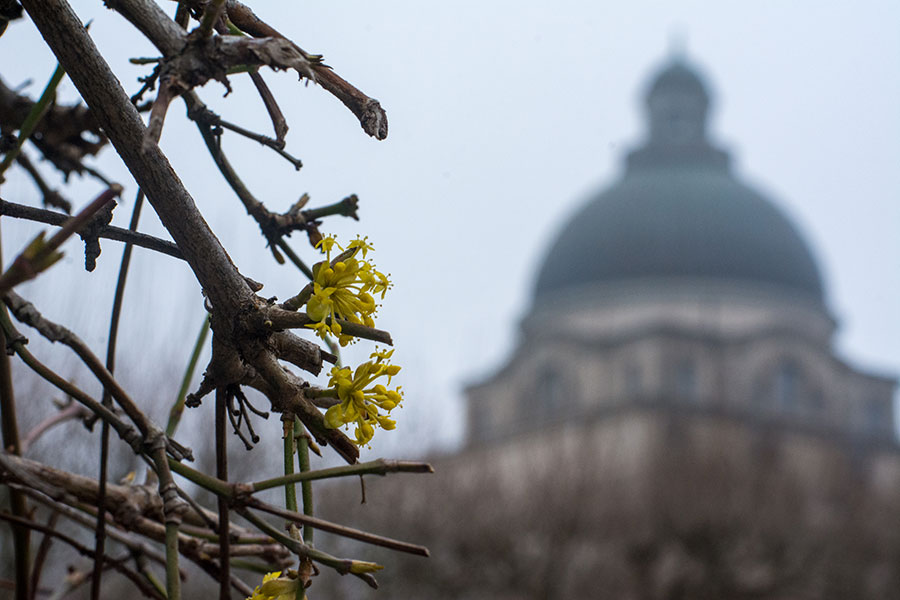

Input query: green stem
[164,522,180,600]
[237,509,381,578]
[142,568,167,599]
[246,498,429,557]
[295,422,314,546]
[196,0,225,38]
[289,419,307,600]
[274,238,313,279]
[0,63,65,181]
[167,316,210,437]
[167,459,233,499]
[225,65,255,75]
[151,446,182,600]
[282,419,298,513]
[251,459,434,493]
[281,421,305,599]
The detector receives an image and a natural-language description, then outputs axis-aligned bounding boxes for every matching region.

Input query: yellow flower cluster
[247,571,298,600]
[323,348,403,446]
[306,236,390,346]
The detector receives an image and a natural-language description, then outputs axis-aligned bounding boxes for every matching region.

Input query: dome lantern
[645,59,711,148]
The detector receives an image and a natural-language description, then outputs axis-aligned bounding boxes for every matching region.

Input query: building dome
[534,58,825,304]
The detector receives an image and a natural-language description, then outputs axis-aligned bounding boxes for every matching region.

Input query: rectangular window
[674,360,697,401]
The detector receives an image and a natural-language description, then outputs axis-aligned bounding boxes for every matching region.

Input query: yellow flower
[323,348,403,446]
[247,571,299,600]
[305,236,390,347]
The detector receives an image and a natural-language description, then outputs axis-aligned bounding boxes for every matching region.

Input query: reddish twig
[20,402,91,454]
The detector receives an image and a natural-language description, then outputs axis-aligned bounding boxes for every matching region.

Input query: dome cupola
[645,59,710,148]
[534,57,826,305]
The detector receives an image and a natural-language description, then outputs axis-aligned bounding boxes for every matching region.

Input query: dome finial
[668,28,688,62]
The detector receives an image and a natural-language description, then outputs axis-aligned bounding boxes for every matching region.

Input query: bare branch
[248,497,430,557]
[224,0,389,139]
[3,291,193,461]
[0,196,184,259]
[0,511,166,599]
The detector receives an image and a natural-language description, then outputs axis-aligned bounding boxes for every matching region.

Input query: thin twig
[148,443,185,600]
[92,187,144,600]
[14,152,72,213]
[264,308,393,346]
[274,237,313,279]
[21,489,177,575]
[215,387,230,600]
[190,106,302,169]
[3,292,193,461]
[0,512,165,599]
[224,0,388,139]
[0,185,123,293]
[0,318,145,454]
[0,197,184,260]
[167,316,211,437]
[236,508,381,586]
[187,95,314,272]
[20,402,90,453]
[176,485,220,533]
[302,195,359,222]
[29,511,59,598]
[251,459,433,493]
[248,70,288,142]
[15,482,274,593]
[248,497,429,557]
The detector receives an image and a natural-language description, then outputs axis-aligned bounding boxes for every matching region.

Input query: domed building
[319,56,900,600]
[466,57,895,446]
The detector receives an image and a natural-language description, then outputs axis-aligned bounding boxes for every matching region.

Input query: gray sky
[1,1,898,456]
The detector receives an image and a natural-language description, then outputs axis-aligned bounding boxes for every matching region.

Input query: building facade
[466,57,895,448]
